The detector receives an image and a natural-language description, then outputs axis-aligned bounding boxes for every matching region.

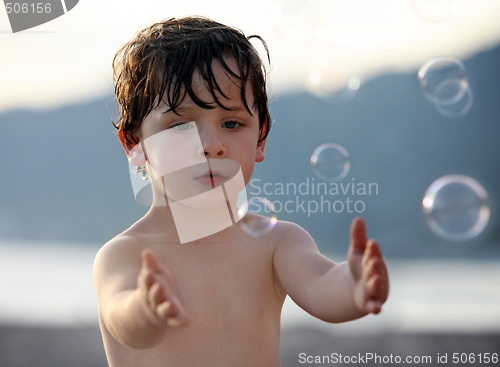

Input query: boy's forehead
[154,56,255,113]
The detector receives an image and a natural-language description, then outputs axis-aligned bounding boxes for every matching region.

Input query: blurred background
[1,0,500,366]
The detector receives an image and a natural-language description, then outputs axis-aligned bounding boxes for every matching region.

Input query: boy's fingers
[366,257,382,279]
[146,271,157,299]
[141,250,189,325]
[149,281,167,306]
[149,275,188,315]
[157,299,189,326]
[367,240,383,258]
[366,271,389,304]
[366,242,389,298]
[142,249,162,273]
[350,217,367,254]
[147,282,161,310]
[366,273,383,295]
[156,301,174,320]
[137,268,155,299]
[366,299,382,314]
[142,249,173,279]
[363,240,387,275]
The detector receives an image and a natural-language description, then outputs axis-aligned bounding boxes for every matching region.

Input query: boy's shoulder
[93,232,146,279]
[238,213,311,242]
[261,218,318,257]
[94,216,314,268]
[94,215,175,267]
[273,219,315,244]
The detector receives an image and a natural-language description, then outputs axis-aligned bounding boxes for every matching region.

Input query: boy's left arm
[273,217,389,323]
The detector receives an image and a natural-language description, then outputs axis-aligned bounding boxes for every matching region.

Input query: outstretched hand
[347,217,389,315]
[137,249,190,328]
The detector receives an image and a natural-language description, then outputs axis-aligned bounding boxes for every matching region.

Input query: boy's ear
[118,130,146,167]
[255,122,268,163]
[255,138,266,163]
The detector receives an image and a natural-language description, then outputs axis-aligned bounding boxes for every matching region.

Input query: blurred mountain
[2,44,500,259]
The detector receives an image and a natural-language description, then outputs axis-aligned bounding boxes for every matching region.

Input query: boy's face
[126,55,266,203]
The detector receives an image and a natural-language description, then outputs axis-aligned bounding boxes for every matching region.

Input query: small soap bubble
[272,0,322,43]
[433,78,473,117]
[411,0,460,22]
[237,197,278,237]
[422,175,490,241]
[307,57,360,105]
[418,56,467,105]
[311,143,350,182]
[418,56,472,117]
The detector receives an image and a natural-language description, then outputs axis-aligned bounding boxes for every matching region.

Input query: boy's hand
[138,249,190,328]
[347,217,389,315]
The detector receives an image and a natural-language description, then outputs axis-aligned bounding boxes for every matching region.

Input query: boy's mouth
[195,170,228,188]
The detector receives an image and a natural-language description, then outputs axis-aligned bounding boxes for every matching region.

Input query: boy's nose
[197,132,227,159]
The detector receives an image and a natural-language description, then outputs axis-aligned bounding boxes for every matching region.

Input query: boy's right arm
[93,237,189,349]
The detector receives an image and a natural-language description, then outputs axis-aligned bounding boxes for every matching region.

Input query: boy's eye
[223,121,241,129]
[170,122,194,132]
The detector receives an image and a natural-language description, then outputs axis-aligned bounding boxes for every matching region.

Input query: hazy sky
[1,0,500,112]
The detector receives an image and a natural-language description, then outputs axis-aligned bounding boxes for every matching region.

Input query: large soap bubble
[237,197,278,237]
[272,0,322,43]
[422,175,490,241]
[311,143,350,182]
[411,0,460,22]
[307,53,361,105]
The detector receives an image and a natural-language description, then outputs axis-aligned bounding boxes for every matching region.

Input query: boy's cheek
[144,126,206,178]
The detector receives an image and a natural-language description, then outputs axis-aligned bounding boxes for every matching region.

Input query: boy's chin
[167,192,228,210]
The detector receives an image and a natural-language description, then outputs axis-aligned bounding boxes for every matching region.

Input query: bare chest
[150,238,280,319]
[102,234,285,367]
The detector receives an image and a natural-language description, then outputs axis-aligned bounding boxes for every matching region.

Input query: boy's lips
[195,170,228,188]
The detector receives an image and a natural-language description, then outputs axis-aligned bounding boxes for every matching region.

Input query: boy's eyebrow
[163,106,194,114]
[163,104,253,115]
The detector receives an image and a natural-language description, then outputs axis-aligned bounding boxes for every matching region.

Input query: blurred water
[1,241,499,333]
[0,241,100,326]
[282,255,500,334]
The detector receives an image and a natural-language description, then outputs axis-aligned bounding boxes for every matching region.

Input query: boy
[94,16,389,367]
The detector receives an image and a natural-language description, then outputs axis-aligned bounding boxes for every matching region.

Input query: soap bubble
[418,56,467,105]
[433,78,473,117]
[307,55,360,105]
[311,143,350,182]
[418,56,472,117]
[422,175,490,241]
[411,0,460,22]
[237,197,278,237]
[272,0,322,43]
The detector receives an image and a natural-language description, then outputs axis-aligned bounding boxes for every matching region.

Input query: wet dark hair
[112,16,271,145]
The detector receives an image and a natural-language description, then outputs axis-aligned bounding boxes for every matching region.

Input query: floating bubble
[307,56,360,105]
[311,143,350,182]
[433,78,473,117]
[237,197,278,237]
[418,56,467,105]
[422,175,490,241]
[411,0,460,22]
[418,56,473,117]
[272,0,322,43]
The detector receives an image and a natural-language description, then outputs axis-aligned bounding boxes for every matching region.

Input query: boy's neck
[143,204,179,239]
[143,198,238,244]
